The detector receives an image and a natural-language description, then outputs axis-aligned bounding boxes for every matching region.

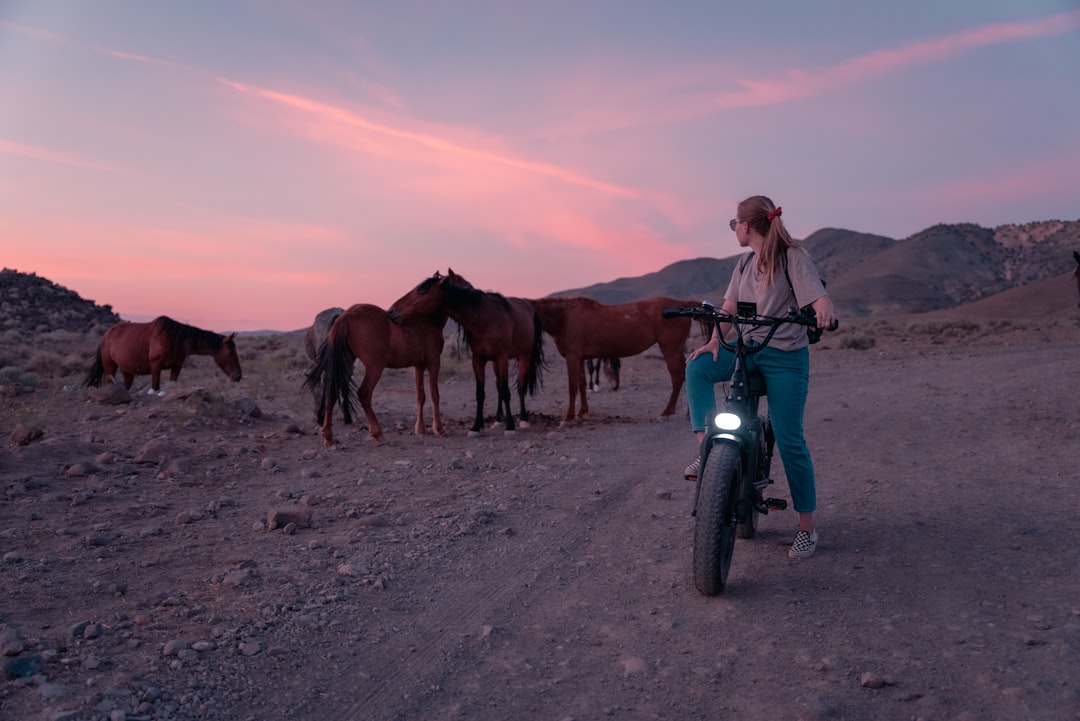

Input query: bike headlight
[713,412,741,431]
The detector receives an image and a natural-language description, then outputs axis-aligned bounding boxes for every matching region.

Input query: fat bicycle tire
[693,444,740,595]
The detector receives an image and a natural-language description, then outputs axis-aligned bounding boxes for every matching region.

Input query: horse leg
[357,366,386,443]
[428,360,444,436]
[515,356,530,425]
[576,356,591,419]
[659,346,687,416]
[320,391,336,447]
[495,357,515,432]
[150,365,162,394]
[470,357,487,435]
[412,367,426,436]
[121,371,134,390]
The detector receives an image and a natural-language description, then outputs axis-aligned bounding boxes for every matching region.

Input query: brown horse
[585,357,621,392]
[1073,251,1080,307]
[528,296,692,424]
[388,270,545,435]
[85,316,241,394]
[303,303,447,446]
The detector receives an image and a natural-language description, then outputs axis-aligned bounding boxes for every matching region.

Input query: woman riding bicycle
[684,195,837,559]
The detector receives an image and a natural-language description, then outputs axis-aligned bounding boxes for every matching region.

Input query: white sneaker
[683,456,701,481]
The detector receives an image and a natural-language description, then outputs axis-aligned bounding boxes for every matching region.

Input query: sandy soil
[2,315,1079,721]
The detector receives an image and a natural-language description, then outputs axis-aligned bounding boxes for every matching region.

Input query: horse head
[388,272,447,322]
[215,332,243,382]
[445,268,475,290]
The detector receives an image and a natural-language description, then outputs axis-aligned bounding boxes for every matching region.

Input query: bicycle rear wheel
[693,444,740,595]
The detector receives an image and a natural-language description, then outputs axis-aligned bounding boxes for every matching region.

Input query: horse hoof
[467,430,481,438]
[504,430,516,436]
[559,420,573,428]
[517,420,530,429]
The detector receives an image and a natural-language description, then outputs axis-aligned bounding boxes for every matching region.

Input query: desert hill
[556,220,1080,318]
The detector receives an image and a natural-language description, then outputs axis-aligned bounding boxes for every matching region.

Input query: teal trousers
[686,345,816,513]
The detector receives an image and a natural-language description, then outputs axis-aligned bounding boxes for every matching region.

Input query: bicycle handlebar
[662,303,837,329]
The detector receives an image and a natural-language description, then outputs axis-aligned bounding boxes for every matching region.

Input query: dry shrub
[0,366,39,389]
[905,319,983,337]
[24,349,65,376]
[839,332,876,350]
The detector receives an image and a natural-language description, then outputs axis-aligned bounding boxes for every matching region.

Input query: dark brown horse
[528,296,693,424]
[303,303,447,446]
[388,270,545,435]
[85,316,241,394]
[585,357,621,392]
[1073,251,1080,307]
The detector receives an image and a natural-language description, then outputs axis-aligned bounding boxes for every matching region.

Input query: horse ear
[226,332,237,342]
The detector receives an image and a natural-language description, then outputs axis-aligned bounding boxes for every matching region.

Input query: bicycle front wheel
[693,443,740,595]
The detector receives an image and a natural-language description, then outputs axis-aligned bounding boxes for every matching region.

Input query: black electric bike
[661,301,835,595]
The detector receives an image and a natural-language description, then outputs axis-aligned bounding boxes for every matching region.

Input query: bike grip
[661,307,682,319]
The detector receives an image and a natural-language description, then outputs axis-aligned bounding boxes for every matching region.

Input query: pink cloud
[0,137,124,172]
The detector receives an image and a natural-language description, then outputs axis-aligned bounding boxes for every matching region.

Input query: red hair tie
[766,206,783,221]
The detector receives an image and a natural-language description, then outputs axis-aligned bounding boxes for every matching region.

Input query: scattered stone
[1,626,25,655]
[162,639,187,657]
[2,551,24,564]
[91,382,131,405]
[4,654,42,679]
[239,641,262,656]
[133,438,181,465]
[859,672,887,688]
[267,505,313,530]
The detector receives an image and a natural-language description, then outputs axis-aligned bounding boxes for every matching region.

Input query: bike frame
[692,310,780,521]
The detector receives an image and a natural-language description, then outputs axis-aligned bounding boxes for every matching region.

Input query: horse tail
[84,347,105,388]
[303,318,356,427]
[325,316,358,425]
[522,310,546,395]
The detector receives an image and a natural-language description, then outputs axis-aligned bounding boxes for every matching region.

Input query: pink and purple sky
[2,1,1078,331]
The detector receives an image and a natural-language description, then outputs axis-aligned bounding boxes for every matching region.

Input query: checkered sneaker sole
[683,456,701,480]
[788,529,818,559]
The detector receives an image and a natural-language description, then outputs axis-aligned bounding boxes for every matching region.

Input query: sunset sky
[2,1,1078,331]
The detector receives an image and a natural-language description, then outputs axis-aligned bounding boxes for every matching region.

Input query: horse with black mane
[85,316,241,394]
[388,269,545,435]
[303,303,447,446]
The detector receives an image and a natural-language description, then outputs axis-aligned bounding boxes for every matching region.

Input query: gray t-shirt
[723,247,827,351]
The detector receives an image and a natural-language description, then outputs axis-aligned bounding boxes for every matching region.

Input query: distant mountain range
[2,221,1077,341]
[555,220,1080,317]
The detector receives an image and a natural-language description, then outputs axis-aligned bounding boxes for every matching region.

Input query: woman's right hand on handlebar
[686,335,720,363]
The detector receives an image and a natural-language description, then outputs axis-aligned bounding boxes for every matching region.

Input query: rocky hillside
[0,268,121,339]
[557,220,1080,317]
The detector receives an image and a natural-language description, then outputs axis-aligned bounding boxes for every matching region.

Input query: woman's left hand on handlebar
[811,296,838,331]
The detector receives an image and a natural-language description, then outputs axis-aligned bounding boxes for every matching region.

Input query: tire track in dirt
[315,419,687,721]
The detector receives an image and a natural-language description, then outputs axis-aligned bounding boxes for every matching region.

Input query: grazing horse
[1073,251,1080,308]
[85,316,241,394]
[585,357,621,392]
[528,296,693,424]
[388,270,545,435]
[303,304,447,446]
